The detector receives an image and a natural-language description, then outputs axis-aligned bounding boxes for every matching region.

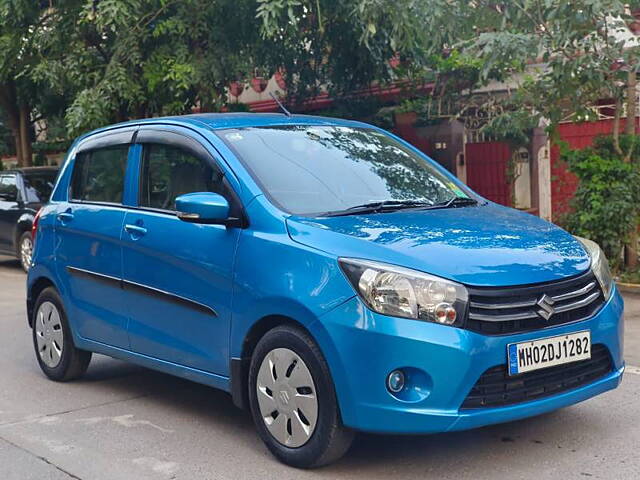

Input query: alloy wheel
[35,301,64,368]
[256,347,319,448]
[20,236,33,271]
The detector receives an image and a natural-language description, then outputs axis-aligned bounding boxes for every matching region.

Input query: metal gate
[465,141,512,206]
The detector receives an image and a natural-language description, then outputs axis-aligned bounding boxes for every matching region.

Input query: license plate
[507,330,591,376]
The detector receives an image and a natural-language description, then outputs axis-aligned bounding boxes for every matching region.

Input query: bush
[563,135,640,268]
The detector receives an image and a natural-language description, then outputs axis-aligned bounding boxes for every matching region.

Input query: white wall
[537,140,552,220]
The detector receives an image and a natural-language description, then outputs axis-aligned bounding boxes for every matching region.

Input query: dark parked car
[0,166,58,271]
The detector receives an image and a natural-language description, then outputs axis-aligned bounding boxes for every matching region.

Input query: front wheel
[248,325,354,468]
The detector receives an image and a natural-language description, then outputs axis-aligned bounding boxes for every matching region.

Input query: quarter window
[139,144,225,211]
[71,146,129,204]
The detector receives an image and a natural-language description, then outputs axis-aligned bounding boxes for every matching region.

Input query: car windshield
[23,171,57,203]
[218,125,470,216]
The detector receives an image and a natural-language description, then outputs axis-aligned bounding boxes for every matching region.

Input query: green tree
[564,135,640,266]
[0,0,44,166]
[0,1,86,166]
[32,0,264,136]
[255,0,459,103]
[461,2,637,136]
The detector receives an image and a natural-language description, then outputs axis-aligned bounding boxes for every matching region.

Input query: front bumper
[312,287,624,434]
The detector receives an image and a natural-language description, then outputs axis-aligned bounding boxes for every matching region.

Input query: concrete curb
[617,281,640,294]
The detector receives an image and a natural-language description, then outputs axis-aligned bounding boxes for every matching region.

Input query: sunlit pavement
[1,255,639,480]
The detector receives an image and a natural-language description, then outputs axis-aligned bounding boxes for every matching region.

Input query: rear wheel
[248,325,354,468]
[32,287,91,381]
[18,231,33,272]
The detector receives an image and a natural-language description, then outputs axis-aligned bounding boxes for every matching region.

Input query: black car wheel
[248,325,354,468]
[32,287,92,381]
[17,231,33,273]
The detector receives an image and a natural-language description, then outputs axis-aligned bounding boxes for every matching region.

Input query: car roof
[173,113,363,130]
[79,112,369,140]
[2,166,58,175]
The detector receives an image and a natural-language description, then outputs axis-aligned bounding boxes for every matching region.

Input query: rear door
[54,129,136,348]
[121,128,241,375]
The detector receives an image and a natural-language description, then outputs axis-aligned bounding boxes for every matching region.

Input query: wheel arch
[27,276,56,328]
[15,213,34,248]
[231,314,315,410]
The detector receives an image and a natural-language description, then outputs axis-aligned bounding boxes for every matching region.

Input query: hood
[286,203,590,287]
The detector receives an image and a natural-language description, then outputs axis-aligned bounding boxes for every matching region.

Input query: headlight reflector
[574,236,614,300]
[339,258,468,325]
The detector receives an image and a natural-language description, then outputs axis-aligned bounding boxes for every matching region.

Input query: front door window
[139,144,226,211]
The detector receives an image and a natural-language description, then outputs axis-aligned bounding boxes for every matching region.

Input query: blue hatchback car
[27,113,624,468]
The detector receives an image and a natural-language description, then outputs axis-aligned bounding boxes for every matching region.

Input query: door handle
[57,211,74,224]
[124,224,147,236]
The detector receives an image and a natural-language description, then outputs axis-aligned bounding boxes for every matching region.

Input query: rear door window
[23,172,57,203]
[71,146,129,204]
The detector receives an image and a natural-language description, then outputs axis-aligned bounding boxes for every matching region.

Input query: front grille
[466,271,605,335]
[461,344,612,409]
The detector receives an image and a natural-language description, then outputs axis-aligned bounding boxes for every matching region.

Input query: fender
[26,263,64,327]
[16,211,35,239]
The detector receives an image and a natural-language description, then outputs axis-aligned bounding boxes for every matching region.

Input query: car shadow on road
[68,354,598,475]
[77,356,253,430]
[0,257,22,272]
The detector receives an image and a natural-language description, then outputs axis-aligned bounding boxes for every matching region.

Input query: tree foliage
[30,0,265,136]
[563,135,640,266]
[256,0,417,101]
[1,0,639,160]
[380,1,639,143]
[0,0,44,165]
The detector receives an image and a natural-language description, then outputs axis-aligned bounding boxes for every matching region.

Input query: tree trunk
[0,81,24,165]
[624,70,638,270]
[612,97,623,155]
[12,127,23,166]
[626,70,637,136]
[18,105,32,167]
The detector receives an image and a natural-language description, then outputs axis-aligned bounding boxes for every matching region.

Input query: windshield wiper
[321,200,434,217]
[417,196,479,210]
[319,197,479,217]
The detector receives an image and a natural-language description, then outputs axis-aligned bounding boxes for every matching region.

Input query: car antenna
[269,92,292,117]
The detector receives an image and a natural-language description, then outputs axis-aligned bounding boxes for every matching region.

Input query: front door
[121,130,240,375]
[54,138,133,348]
[0,174,21,254]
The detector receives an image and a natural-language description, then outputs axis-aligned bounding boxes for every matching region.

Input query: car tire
[248,324,354,468]
[32,287,92,381]
[17,231,33,273]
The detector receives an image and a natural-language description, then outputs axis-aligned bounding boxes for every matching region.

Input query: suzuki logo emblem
[536,294,556,320]
[279,390,290,405]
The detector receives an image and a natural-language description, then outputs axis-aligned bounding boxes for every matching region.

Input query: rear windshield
[217,125,466,216]
[23,171,57,203]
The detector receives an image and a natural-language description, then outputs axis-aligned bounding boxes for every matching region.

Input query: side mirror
[176,192,235,225]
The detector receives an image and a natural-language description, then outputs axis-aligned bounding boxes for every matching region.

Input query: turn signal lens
[434,303,457,325]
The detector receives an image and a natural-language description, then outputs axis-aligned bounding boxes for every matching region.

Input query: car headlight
[574,236,614,300]
[339,258,468,325]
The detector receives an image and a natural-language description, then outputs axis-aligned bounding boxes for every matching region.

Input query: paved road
[0,255,639,480]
